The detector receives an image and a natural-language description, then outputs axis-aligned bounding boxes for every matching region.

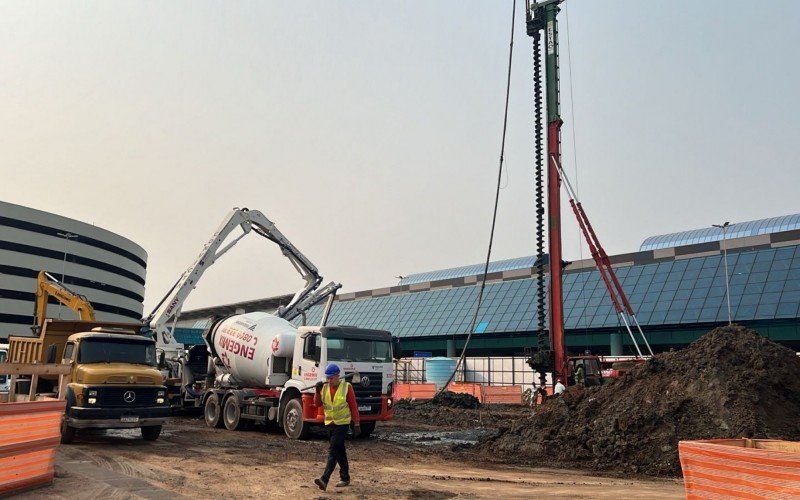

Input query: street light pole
[56,232,78,319]
[712,222,732,325]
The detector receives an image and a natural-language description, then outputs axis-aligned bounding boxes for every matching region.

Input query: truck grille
[96,387,160,408]
[352,372,383,415]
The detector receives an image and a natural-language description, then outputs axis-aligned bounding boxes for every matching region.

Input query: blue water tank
[425,357,457,389]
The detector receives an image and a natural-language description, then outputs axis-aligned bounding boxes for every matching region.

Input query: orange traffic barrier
[679,439,800,499]
[394,383,437,401]
[482,385,523,405]
[0,400,65,495]
[447,383,484,402]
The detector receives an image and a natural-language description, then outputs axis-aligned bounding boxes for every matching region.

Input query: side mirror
[158,351,167,369]
[45,344,57,364]
[391,336,402,360]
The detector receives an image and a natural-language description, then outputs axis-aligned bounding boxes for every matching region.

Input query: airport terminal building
[0,201,147,337]
[176,214,800,357]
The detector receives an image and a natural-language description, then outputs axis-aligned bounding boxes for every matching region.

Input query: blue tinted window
[755,303,778,318]
[683,309,701,322]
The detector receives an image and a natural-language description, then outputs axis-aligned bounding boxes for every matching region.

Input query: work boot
[336,480,350,487]
[314,478,328,491]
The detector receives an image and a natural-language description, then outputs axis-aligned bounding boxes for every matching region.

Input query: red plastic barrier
[0,400,65,495]
[447,383,484,402]
[394,383,437,401]
[481,385,523,405]
[679,439,800,499]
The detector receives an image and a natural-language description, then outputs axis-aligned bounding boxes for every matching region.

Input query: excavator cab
[568,355,604,387]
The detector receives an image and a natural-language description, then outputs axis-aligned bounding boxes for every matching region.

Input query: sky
[1,1,798,313]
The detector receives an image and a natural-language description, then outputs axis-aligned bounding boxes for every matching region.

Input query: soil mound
[431,391,481,409]
[480,325,800,476]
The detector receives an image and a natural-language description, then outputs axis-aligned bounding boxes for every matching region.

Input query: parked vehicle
[202,312,395,439]
[5,320,169,443]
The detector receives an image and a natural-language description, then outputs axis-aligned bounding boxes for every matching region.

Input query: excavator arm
[34,271,96,331]
[145,207,326,347]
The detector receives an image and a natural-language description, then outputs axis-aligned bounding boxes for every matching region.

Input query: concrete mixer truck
[202,312,395,439]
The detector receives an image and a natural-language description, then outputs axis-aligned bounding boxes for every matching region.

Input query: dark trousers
[321,424,350,483]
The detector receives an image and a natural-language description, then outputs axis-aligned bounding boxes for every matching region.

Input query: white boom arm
[145,207,323,346]
[278,280,342,322]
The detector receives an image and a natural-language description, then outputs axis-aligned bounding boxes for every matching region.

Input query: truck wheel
[223,396,247,431]
[282,398,310,440]
[357,421,375,439]
[60,415,77,444]
[61,390,77,444]
[141,425,162,441]
[204,393,224,428]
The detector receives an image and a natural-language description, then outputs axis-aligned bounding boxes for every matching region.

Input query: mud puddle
[380,428,499,446]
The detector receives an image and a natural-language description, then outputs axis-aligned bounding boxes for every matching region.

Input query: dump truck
[202,311,396,439]
[5,320,169,443]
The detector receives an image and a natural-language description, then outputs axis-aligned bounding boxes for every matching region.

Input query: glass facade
[398,255,538,286]
[640,214,800,251]
[302,245,800,339]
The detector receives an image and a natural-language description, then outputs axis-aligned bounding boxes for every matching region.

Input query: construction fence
[394,356,544,387]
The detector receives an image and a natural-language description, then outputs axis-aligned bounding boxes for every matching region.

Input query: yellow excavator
[33,271,95,333]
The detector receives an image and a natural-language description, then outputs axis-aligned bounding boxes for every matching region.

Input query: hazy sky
[2,1,798,313]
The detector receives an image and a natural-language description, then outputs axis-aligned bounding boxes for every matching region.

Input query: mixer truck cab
[291,325,394,438]
[202,312,394,439]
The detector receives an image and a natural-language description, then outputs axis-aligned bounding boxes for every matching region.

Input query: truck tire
[141,425,162,441]
[60,415,77,444]
[357,421,375,439]
[204,393,225,428]
[223,395,247,431]
[282,398,310,440]
[60,389,77,444]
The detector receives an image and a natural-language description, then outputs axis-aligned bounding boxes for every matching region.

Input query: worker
[574,362,585,387]
[554,378,566,394]
[313,363,360,491]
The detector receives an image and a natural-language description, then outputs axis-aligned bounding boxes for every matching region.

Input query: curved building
[0,201,147,337]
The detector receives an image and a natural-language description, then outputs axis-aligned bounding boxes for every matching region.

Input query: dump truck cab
[7,320,170,443]
[62,331,170,437]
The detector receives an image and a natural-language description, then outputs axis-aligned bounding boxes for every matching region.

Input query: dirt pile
[431,391,481,409]
[480,325,800,476]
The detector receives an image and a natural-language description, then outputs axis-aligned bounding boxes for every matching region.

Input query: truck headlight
[88,390,98,397]
[157,390,166,397]
[156,398,165,404]
[88,398,97,404]
[387,397,393,409]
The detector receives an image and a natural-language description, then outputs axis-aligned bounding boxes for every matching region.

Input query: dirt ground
[23,408,683,499]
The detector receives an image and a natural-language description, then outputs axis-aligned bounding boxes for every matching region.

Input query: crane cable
[430,0,517,400]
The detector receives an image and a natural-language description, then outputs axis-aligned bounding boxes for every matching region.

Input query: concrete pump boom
[145,207,325,347]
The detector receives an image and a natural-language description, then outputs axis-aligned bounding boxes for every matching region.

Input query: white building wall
[0,201,147,338]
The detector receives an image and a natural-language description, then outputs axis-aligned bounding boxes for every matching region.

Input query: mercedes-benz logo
[360,376,370,388]
[123,391,136,403]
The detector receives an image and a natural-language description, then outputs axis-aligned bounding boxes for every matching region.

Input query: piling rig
[525,0,652,392]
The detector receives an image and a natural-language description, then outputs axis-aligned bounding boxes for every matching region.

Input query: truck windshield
[78,339,156,365]
[326,338,391,363]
